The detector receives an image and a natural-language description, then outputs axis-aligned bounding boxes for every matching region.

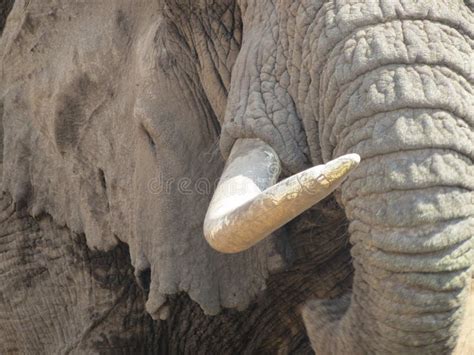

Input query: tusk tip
[336,153,361,166]
[343,153,361,164]
[321,153,360,184]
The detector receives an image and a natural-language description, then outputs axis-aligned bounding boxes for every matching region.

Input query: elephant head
[0,0,472,353]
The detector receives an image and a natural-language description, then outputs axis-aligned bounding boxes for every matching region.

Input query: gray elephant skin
[0,0,473,354]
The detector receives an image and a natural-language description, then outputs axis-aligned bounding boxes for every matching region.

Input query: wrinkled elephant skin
[0,0,473,354]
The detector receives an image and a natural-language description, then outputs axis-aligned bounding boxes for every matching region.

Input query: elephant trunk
[303,2,474,353]
[304,148,474,353]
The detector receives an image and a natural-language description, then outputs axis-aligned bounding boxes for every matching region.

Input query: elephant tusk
[203,138,360,253]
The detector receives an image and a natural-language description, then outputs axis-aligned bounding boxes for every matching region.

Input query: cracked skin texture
[0,0,473,353]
